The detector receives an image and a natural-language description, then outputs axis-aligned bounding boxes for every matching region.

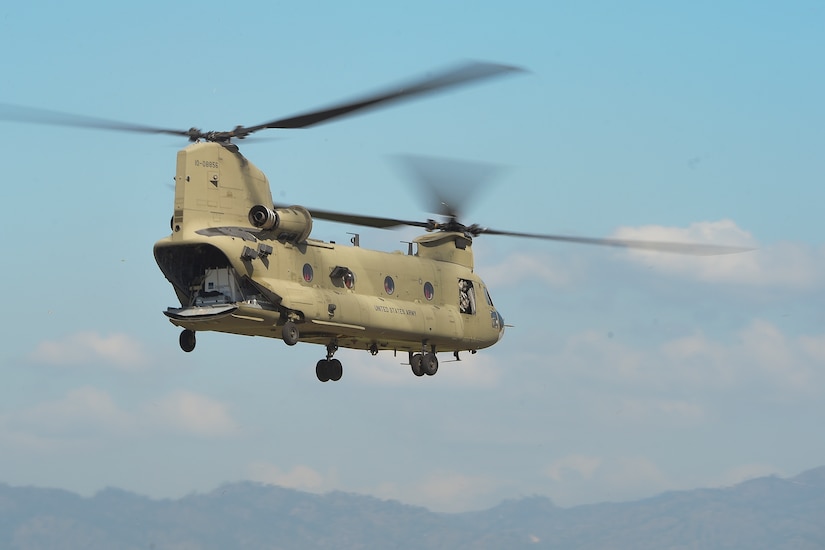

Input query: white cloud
[799,333,825,363]
[615,398,706,422]
[543,455,671,506]
[601,457,670,496]
[247,463,501,512]
[612,220,825,287]
[0,388,239,449]
[553,319,824,396]
[4,387,132,439]
[372,471,501,513]
[480,252,577,288]
[545,454,602,482]
[666,319,818,392]
[147,391,239,438]
[29,331,148,369]
[714,463,781,488]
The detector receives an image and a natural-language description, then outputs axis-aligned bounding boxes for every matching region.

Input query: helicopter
[1,61,750,382]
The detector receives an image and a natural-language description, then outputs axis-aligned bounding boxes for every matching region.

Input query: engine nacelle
[248,205,313,243]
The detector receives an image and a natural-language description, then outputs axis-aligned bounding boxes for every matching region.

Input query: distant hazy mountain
[1,467,823,549]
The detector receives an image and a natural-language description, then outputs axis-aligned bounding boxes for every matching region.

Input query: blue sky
[1,0,824,512]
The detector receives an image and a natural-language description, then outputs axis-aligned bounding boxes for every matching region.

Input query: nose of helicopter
[496,311,506,341]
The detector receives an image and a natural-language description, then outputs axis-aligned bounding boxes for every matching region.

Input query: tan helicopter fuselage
[153,142,505,357]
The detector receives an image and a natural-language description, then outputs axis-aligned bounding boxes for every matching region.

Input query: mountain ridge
[1,466,823,549]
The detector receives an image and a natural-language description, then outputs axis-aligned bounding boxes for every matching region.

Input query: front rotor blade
[394,154,505,218]
[239,61,524,135]
[306,207,430,230]
[479,228,754,256]
[0,103,193,138]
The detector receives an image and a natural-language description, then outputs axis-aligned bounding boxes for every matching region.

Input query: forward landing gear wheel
[316,359,344,382]
[410,354,424,377]
[179,330,196,353]
[424,353,439,376]
[282,321,299,346]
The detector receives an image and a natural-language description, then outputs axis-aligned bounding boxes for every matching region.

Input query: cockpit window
[483,285,494,306]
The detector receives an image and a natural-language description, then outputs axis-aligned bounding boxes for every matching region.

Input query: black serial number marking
[194,160,219,168]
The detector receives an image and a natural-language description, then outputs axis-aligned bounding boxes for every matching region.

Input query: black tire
[282,321,300,346]
[411,354,424,377]
[424,353,438,376]
[179,330,196,353]
[329,358,343,381]
[316,360,330,382]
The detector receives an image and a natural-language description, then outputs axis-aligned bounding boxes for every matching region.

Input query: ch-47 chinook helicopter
[1,61,750,382]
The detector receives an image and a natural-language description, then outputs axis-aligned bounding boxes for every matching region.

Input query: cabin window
[343,271,356,289]
[459,279,476,315]
[423,282,434,301]
[303,263,313,282]
[384,276,395,295]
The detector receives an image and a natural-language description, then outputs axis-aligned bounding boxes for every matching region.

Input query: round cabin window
[302,263,313,282]
[423,281,434,301]
[384,276,395,295]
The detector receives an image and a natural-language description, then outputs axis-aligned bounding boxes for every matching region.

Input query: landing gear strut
[316,340,343,382]
[179,329,196,353]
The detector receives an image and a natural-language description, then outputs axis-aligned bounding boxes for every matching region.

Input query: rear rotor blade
[478,228,753,255]
[1,61,524,142]
[237,61,524,136]
[0,103,194,138]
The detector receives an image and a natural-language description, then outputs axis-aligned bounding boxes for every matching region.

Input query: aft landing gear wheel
[328,359,343,381]
[316,360,330,382]
[179,330,196,353]
[424,353,438,376]
[410,351,438,377]
[282,321,299,346]
[316,359,344,382]
[410,353,425,377]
